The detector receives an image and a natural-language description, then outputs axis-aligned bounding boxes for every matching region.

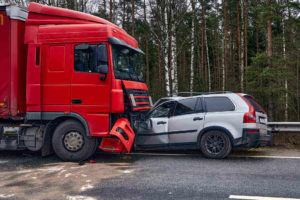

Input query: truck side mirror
[97,64,108,81]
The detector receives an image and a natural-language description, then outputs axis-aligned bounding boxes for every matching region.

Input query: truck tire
[200,130,232,159]
[52,120,98,161]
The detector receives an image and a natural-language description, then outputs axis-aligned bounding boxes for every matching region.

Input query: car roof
[160,92,245,102]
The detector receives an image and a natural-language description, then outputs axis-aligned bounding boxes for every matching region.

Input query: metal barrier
[268,122,300,133]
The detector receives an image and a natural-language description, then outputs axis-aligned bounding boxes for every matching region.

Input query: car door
[135,101,176,147]
[168,98,205,145]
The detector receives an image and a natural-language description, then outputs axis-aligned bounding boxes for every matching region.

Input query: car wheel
[52,120,98,161]
[200,130,232,159]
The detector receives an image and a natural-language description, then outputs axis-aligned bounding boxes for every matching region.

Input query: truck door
[71,42,111,136]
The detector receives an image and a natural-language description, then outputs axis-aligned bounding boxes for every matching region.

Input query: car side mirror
[97,64,108,81]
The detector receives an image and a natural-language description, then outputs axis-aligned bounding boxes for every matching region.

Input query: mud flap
[100,118,135,152]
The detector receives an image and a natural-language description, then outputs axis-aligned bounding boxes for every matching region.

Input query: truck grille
[126,89,152,111]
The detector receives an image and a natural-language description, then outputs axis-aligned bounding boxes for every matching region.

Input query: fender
[26,111,90,136]
[197,126,235,147]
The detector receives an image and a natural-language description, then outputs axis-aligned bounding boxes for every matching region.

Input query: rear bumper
[234,129,273,148]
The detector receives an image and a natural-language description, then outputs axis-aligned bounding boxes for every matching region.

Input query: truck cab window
[74,43,108,73]
[112,45,144,82]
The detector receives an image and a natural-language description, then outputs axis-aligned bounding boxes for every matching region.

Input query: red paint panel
[111,89,124,113]
[26,44,41,112]
[0,14,27,118]
[41,44,70,110]
[122,80,148,91]
[0,11,10,118]
[80,113,109,137]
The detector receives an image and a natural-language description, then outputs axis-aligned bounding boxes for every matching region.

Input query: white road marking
[229,195,300,200]
[65,173,72,178]
[66,195,96,200]
[230,155,300,159]
[0,194,15,198]
[0,160,8,164]
[123,170,133,174]
[38,165,65,172]
[80,183,94,192]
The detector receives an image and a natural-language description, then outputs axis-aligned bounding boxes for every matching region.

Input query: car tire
[200,130,232,159]
[52,120,98,161]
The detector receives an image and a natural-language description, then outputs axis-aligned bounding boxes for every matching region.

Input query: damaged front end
[99,80,152,153]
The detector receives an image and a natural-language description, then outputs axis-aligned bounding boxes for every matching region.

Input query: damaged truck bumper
[100,118,135,153]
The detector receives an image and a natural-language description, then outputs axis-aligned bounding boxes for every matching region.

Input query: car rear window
[174,98,197,116]
[244,96,265,113]
[204,97,235,112]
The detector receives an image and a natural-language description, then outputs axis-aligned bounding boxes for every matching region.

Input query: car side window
[74,43,108,73]
[147,101,175,118]
[204,97,235,112]
[174,98,197,116]
[195,97,204,112]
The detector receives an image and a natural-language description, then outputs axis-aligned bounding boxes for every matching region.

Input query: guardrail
[268,122,300,133]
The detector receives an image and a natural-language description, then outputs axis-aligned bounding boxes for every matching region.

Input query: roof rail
[176,91,233,96]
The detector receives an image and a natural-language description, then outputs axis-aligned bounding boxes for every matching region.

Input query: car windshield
[112,45,144,82]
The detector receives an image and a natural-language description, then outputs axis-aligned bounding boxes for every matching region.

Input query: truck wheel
[52,120,98,161]
[200,130,232,159]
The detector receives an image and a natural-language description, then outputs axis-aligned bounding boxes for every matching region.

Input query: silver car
[134,92,272,158]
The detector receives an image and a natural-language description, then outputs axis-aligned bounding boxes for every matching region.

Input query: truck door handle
[193,117,203,121]
[157,121,167,125]
[72,99,82,104]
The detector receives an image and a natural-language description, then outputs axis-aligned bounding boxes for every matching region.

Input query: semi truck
[0,3,152,161]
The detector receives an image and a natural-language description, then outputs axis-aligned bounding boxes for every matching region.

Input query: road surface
[0,147,300,200]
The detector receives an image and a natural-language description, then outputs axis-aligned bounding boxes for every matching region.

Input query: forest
[1,0,300,122]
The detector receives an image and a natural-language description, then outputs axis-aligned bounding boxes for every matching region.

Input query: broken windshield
[112,45,144,82]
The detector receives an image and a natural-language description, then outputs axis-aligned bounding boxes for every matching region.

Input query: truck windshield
[112,45,144,82]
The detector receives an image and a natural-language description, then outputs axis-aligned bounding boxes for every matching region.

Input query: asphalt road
[0,148,300,200]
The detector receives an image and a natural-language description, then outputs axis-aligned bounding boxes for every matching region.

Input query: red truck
[0,3,152,161]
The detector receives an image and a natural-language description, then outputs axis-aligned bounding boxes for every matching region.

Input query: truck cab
[0,3,152,161]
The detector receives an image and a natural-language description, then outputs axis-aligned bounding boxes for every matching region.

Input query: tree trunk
[144,0,149,86]
[281,1,288,121]
[190,0,195,92]
[245,0,248,91]
[266,0,273,120]
[241,0,244,92]
[109,0,112,22]
[164,4,170,96]
[131,0,135,36]
[122,1,126,29]
[222,0,227,91]
[267,0,272,57]
[201,0,205,88]
[204,21,211,92]
[237,0,242,92]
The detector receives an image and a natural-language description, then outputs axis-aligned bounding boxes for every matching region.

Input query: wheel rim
[205,134,225,155]
[63,131,84,152]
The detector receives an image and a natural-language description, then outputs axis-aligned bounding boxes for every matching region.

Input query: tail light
[243,108,256,123]
[237,94,256,123]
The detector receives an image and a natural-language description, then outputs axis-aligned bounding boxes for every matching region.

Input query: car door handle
[193,117,203,121]
[157,121,167,125]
